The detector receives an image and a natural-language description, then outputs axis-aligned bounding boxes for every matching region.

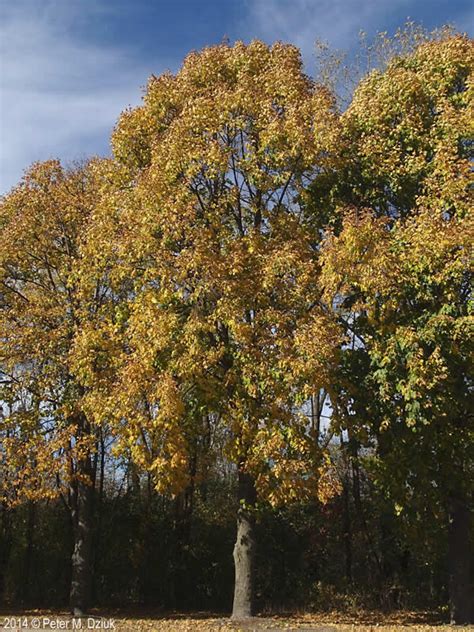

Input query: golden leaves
[0,160,111,505]
[0,422,95,508]
[243,422,341,507]
[8,35,470,512]
[94,40,344,503]
[344,33,473,217]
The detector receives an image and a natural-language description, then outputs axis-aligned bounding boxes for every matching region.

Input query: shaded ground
[0,610,472,631]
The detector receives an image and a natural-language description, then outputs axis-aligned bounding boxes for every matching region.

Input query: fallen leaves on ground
[1,610,472,631]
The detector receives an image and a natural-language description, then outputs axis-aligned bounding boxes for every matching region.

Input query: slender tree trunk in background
[448,493,472,624]
[310,390,325,439]
[0,504,13,603]
[340,434,352,583]
[23,501,36,604]
[231,469,257,619]
[380,514,395,580]
[342,480,353,584]
[127,461,143,603]
[349,434,382,578]
[171,471,196,610]
[69,415,95,617]
[92,434,106,604]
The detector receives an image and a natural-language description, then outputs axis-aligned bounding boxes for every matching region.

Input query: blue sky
[1,0,472,192]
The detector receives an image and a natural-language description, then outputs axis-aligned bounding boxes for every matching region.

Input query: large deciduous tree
[320,33,473,624]
[0,160,112,615]
[80,41,342,618]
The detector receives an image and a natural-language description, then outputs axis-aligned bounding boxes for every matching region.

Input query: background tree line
[0,25,472,624]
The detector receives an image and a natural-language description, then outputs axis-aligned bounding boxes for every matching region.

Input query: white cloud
[0,1,161,192]
[2,0,471,193]
[241,0,471,74]
[243,0,409,66]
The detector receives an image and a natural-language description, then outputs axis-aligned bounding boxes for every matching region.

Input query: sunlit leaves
[98,41,343,504]
[320,32,473,515]
[0,160,110,506]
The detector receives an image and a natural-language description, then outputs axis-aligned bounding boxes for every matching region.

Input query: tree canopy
[0,29,472,625]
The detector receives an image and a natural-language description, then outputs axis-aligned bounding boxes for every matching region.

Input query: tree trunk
[350,436,382,577]
[0,503,13,603]
[69,455,94,616]
[23,501,36,604]
[231,469,257,619]
[92,434,106,603]
[342,478,353,584]
[340,434,352,583]
[448,494,472,624]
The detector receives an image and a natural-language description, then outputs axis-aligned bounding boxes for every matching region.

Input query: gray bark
[231,470,256,619]
[69,425,94,617]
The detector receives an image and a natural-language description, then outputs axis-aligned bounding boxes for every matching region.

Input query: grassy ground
[1,610,473,632]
